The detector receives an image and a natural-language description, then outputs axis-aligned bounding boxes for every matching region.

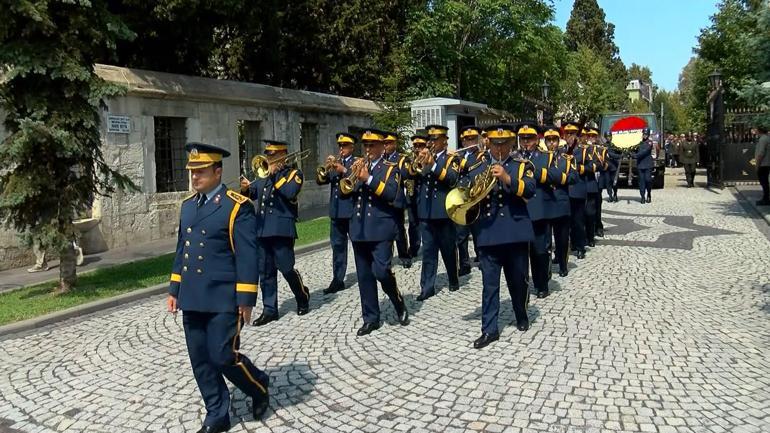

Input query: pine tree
[0,1,137,293]
[564,0,626,82]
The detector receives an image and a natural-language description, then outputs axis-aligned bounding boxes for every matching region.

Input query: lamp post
[707,69,724,187]
[540,80,551,125]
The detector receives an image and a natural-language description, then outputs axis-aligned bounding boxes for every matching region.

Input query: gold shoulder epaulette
[383,160,398,166]
[226,190,249,204]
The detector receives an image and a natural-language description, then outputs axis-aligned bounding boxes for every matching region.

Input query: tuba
[445,161,498,225]
[251,149,311,178]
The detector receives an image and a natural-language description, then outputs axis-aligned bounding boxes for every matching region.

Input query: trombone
[339,155,370,195]
[251,149,311,178]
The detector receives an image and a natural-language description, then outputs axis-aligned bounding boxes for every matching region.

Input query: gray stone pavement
[1,183,769,433]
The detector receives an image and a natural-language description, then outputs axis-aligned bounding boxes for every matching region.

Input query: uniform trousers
[419,219,459,296]
[183,311,269,427]
[529,220,552,292]
[258,236,307,315]
[352,240,403,324]
[638,168,652,198]
[393,209,410,260]
[329,218,349,285]
[478,242,529,335]
[569,198,587,252]
[406,202,421,256]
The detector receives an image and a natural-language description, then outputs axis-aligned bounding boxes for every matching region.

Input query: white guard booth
[409,98,490,151]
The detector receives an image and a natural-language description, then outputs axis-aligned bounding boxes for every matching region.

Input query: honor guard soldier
[383,131,414,268]
[414,124,461,301]
[634,128,654,203]
[167,143,269,432]
[582,126,600,247]
[405,135,426,258]
[456,125,483,276]
[241,140,310,326]
[344,129,409,335]
[679,134,699,188]
[518,123,561,298]
[601,131,622,202]
[544,126,578,277]
[466,125,536,349]
[317,133,357,294]
[565,121,592,260]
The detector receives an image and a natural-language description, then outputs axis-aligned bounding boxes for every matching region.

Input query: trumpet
[413,143,436,173]
[339,155,369,195]
[316,154,341,179]
[251,149,311,178]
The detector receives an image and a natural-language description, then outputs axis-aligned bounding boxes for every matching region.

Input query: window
[154,117,188,193]
[237,120,261,175]
[299,122,319,176]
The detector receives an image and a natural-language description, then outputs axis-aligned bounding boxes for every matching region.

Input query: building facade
[0,64,378,270]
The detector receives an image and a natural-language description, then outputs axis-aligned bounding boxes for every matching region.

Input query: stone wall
[0,64,378,270]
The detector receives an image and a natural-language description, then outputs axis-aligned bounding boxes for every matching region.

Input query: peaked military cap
[360,129,385,142]
[562,120,582,133]
[516,122,539,137]
[383,131,398,142]
[542,125,561,138]
[425,124,449,137]
[336,132,357,145]
[185,142,231,169]
[460,125,482,138]
[263,139,289,152]
[483,124,516,140]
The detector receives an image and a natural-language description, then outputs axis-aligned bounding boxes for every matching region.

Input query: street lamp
[708,69,722,90]
[540,80,550,101]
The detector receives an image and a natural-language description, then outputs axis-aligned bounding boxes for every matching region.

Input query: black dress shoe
[587,240,595,248]
[252,313,278,327]
[596,228,604,237]
[401,258,412,268]
[536,289,550,299]
[458,266,472,277]
[297,303,309,316]
[473,332,499,349]
[448,284,460,292]
[558,269,568,277]
[323,280,345,294]
[516,318,530,332]
[576,250,586,259]
[196,423,231,433]
[646,195,652,203]
[396,305,410,326]
[416,291,435,301]
[356,321,381,336]
[252,391,269,420]
[640,197,646,204]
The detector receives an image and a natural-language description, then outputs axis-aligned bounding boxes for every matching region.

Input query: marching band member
[467,124,535,349]
[383,131,414,268]
[456,125,483,276]
[316,133,357,294]
[565,122,592,260]
[582,126,600,247]
[344,129,409,335]
[241,140,310,326]
[405,135,426,258]
[601,131,622,203]
[414,124,461,301]
[169,143,269,431]
[545,126,578,277]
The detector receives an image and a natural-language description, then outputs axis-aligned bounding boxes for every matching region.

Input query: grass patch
[0,217,330,326]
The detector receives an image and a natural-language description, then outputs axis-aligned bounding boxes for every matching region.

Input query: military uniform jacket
[245,166,303,238]
[316,156,355,219]
[385,151,408,209]
[551,152,579,218]
[604,145,622,172]
[458,148,483,177]
[348,158,400,242]
[584,145,600,194]
[635,140,654,169]
[568,145,595,199]
[168,188,259,312]
[523,150,563,222]
[467,153,535,247]
[415,150,459,220]
[679,140,699,164]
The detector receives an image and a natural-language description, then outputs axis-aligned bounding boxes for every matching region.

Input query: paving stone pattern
[1,187,769,433]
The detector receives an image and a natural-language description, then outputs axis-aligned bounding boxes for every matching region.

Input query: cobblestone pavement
[1,186,769,433]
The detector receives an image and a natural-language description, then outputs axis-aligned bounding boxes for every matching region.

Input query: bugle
[339,156,369,194]
[251,149,311,178]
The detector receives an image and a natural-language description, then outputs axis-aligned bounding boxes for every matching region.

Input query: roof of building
[408,97,488,110]
[95,64,380,114]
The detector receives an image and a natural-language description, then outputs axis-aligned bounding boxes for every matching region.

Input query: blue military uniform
[583,129,600,247]
[405,135,426,258]
[244,140,309,323]
[346,129,408,335]
[519,123,563,297]
[169,143,269,430]
[599,133,622,202]
[415,124,461,300]
[383,137,412,266]
[550,146,579,276]
[635,132,654,203]
[316,133,357,293]
[455,125,483,275]
[568,139,595,259]
[469,125,536,348]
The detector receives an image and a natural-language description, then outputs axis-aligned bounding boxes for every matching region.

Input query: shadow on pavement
[231,361,317,424]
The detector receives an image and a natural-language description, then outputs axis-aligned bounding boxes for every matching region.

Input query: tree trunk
[57,242,77,294]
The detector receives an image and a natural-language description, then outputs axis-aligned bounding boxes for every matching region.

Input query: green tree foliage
[736,0,770,129]
[652,90,690,133]
[397,0,567,113]
[559,45,626,121]
[0,0,136,292]
[627,63,653,85]
[564,0,625,81]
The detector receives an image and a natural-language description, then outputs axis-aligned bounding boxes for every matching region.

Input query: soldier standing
[601,131,622,202]
[414,124,461,301]
[241,140,310,325]
[679,134,700,188]
[317,133,357,294]
[344,129,409,335]
[635,128,654,203]
[383,131,413,268]
[168,143,270,432]
[467,124,535,349]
